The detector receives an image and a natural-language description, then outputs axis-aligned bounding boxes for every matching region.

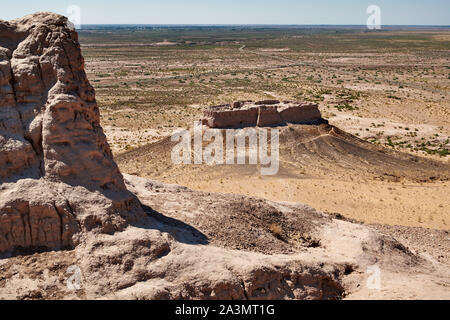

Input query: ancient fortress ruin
[202,100,323,128]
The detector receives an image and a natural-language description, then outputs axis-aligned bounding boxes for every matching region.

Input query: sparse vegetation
[269,223,283,239]
[78,26,449,158]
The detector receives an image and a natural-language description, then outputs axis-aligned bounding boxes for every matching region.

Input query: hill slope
[116,124,450,229]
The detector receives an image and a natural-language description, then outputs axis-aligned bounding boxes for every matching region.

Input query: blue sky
[2,0,449,25]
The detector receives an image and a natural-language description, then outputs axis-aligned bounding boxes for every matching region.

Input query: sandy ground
[170,176,450,230]
[103,125,173,154]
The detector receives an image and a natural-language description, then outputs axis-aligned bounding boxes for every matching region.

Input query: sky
[1,0,449,25]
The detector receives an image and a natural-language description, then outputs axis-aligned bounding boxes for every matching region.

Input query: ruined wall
[202,100,323,128]
[279,103,322,124]
[203,106,259,128]
[257,105,283,127]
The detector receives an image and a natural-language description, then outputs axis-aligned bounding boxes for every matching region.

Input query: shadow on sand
[135,204,209,246]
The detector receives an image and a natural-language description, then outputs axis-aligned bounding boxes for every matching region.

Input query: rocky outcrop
[202,100,323,128]
[2,174,447,300]
[0,13,144,254]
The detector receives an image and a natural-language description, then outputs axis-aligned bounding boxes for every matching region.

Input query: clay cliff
[0,12,144,253]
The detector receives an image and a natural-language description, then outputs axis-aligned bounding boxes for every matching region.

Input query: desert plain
[82,26,450,230]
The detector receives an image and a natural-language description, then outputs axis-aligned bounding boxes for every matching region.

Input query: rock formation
[202,100,323,128]
[0,13,144,254]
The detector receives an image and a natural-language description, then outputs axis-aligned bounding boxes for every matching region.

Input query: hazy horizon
[77,24,449,27]
[2,0,450,25]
